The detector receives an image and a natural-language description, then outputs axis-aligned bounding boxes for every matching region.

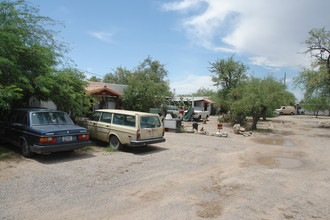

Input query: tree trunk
[261,106,267,121]
[251,113,260,130]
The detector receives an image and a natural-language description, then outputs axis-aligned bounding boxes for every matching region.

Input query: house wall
[29,97,57,109]
[92,96,117,111]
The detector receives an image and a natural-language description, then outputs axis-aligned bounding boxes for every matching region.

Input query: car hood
[31,124,88,135]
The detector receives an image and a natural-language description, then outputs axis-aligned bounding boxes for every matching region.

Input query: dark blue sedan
[0,108,91,157]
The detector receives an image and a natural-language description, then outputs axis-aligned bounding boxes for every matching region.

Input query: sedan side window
[89,112,101,121]
[15,111,28,126]
[8,111,18,123]
[100,113,112,123]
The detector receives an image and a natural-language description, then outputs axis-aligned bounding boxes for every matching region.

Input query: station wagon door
[139,116,163,140]
[87,112,101,139]
[97,112,112,142]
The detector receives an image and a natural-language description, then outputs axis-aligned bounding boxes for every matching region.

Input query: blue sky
[31,0,330,100]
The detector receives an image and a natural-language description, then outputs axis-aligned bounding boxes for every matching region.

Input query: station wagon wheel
[21,139,33,158]
[109,135,122,150]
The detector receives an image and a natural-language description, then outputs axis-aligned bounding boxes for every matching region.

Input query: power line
[77,69,105,78]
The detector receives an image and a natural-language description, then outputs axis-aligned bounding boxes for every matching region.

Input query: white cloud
[89,31,114,42]
[163,0,330,69]
[170,74,216,95]
[162,0,203,11]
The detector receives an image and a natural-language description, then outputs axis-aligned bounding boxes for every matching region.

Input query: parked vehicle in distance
[298,108,305,115]
[167,106,184,118]
[76,109,165,150]
[0,108,91,157]
[183,108,209,121]
[275,106,296,115]
[192,110,209,120]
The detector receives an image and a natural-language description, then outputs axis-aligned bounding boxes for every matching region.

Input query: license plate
[62,136,72,142]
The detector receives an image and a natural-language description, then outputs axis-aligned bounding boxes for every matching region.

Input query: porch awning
[203,98,214,104]
[85,86,123,96]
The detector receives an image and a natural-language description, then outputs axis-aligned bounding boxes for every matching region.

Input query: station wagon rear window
[31,112,73,125]
[140,116,161,128]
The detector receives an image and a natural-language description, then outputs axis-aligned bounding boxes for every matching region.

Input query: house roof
[203,98,214,104]
[87,81,127,94]
[85,82,129,97]
[173,96,214,103]
[85,85,123,96]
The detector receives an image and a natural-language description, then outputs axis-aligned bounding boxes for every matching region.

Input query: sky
[30,0,330,100]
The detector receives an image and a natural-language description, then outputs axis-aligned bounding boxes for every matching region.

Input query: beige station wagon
[85,109,165,150]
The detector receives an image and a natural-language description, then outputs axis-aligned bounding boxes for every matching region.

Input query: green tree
[88,76,102,82]
[295,28,330,113]
[103,66,132,84]
[304,27,330,73]
[1,0,61,105]
[303,96,329,118]
[47,68,93,116]
[210,56,248,91]
[121,57,172,112]
[0,85,22,113]
[192,87,216,97]
[0,0,91,116]
[230,76,295,130]
[209,56,248,113]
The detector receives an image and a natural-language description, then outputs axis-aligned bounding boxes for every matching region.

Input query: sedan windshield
[31,112,73,125]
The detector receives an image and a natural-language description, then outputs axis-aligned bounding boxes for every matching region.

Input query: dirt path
[1,116,330,219]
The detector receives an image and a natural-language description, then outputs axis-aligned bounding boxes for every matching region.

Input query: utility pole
[284,72,286,86]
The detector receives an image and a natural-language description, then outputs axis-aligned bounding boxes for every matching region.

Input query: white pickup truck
[184,107,209,121]
[192,110,209,120]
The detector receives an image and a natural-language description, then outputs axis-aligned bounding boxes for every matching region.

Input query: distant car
[167,106,184,117]
[0,108,91,157]
[275,106,296,115]
[76,109,165,150]
[298,108,305,115]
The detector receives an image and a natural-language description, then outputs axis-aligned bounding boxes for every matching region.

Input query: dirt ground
[1,115,330,219]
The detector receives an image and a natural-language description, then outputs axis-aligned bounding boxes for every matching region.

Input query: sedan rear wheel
[109,135,122,150]
[21,139,34,158]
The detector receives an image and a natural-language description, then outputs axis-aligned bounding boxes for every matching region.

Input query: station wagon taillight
[78,134,89,141]
[40,137,57,145]
[136,130,141,140]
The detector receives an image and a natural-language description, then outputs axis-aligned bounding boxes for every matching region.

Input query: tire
[109,135,122,150]
[21,139,34,158]
[279,112,283,115]
[290,112,294,115]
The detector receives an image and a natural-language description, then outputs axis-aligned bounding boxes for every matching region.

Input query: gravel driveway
[1,116,330,219]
